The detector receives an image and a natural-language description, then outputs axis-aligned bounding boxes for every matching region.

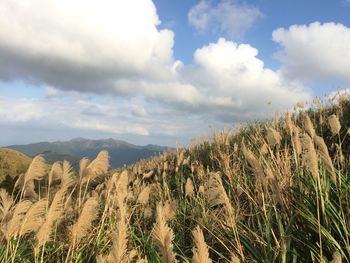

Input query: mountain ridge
[7,138,174,168]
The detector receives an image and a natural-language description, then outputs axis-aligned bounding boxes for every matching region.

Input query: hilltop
[0,148,32,187]
[0,96,350,262]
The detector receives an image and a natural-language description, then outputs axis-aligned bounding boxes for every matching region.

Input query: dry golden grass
[191,226,211,263]
[0,96,350,262]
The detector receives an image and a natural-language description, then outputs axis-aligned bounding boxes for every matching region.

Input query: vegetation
[0,95,350,262]
[0,148,32,190]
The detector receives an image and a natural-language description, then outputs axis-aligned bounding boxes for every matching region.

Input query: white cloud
[0,96,150,136]
[0,0,314,146]
[0,97,48,122]
[273,22,350,83]
[131,105,147,117]
[184,38,310,120]
[188,0,262,38]
[0,0,177,92]
[0,95,212,146]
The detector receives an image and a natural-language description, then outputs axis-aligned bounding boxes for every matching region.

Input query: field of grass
[0,96,350,262]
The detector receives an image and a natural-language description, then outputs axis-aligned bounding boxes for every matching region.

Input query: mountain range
[6,138,173,168]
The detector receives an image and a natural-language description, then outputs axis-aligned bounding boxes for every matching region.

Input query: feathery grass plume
[88,150,110,175]
[106,221,129,263]
[85,150,110,183]
[153,202,177,263]
[300,133,319,177]
[110,170,129,223]
[137,186,150,205]
[15,155,46,190]
[142,170,153,180]
[289,123,302,156]
[19,199,47,237]
[191,226,211,263]
[241,143,264,182]
[266,127,282,147]
[185,178,195,197]
[206,172,234,220]
[260,143,269,155]
[144,207,153,219]
[328,114,341,136]
[230,254,240,263]
[0,189,14,222]
[60,160,75,190]
[265,166,283,206]
[23,180,39,200]
[176,149,184,167]
[331,251,342,263]
[183,156,190,166]
[3,200,32,240]
[102,170,131,263]
[206,172,226,207]
[302,114,315,138]
[72,197,99,242]
[115,170,129,196]
[313,135,336,183]
[36,188,66,248]
[24,155,47,182]
[48,161,62,186]
[163,200,177,221]
[198,185,205,194]
[163,161,169,171]
[79,157,90,179]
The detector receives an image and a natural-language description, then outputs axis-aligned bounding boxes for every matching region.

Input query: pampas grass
[328,114,341,136]
[191,226,211,263]
[0,97,349,262]
[72,197,99,242]
[0,189,14,222]
[313,135,336,183]
[152,203,177,263]
[3,200,32,240]
[19,199,47,237]
[36,189,66,249]
[137,186,150,205]
[300,133,319,177]
[185,178,195,197]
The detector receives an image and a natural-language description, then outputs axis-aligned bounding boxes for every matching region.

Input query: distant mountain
[7,138,174,168]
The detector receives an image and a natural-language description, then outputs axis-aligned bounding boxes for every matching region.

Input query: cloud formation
[0,0,177,93]
[0,0,315,145]
[182,38,310,120]
[188,0,262,38]
[273,22,350,83]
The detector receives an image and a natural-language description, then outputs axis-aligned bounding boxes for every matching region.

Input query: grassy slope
[1,97,350,262]
[0,148,31,181]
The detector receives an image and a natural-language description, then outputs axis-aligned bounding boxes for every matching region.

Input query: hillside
[7,137,173,168]
[0,97,350,262]
[0,148,32,188]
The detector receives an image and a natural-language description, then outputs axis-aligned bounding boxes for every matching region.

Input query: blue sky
[0,0,349,146]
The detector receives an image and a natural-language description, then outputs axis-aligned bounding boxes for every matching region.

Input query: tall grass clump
[0,95,350,262]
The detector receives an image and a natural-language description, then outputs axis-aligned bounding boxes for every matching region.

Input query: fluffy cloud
[188,0,262,38]
[0,0,313,145]
[182,38,310,120]
[0,0,177,93]
[273,22,350,83]
[0,96,150,136]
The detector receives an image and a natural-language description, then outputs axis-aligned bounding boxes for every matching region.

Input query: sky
[0,0,350,147]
